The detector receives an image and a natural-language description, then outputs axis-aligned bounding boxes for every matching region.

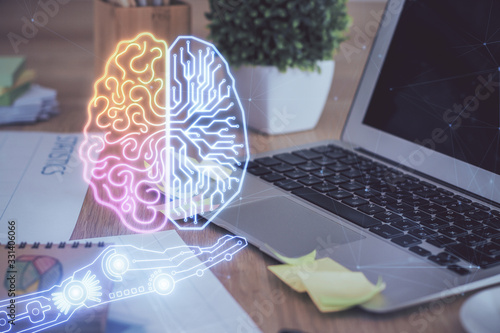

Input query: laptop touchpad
[220,196,364,257]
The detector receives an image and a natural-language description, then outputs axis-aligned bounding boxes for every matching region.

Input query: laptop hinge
[355,147,500,209]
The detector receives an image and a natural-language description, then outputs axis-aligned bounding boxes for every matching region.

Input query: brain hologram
[80,33,249,232]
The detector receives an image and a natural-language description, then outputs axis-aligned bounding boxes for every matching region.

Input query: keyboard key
[420,181,437,189]
[248,167,272,176]
[271,163,294,173]
[476,243,500,257]
[437,188,454,196]
[438,211,465,223]
[297,161,321,172]
[293,149,323,160]
[327,162,350,172]
[385,189,412,200]
[437,252,460,263]
[405,175,419,182]
[446,243,500,268]
[374,211,403,223]
[356,175,379,185]
[421,217,449,230]
[341,169,364,179]
[298,176,322,186]
[463,209,491,221]
[391,219,419,231]
[311,145,333,154]
[399,181,423,191]
[255,157,281,167]
[351,161,376,172]
[274,153,306,165]
[456,234,487,247]
[354,188,380,199]
[326,175,350,185]
[414,189,440,198]
[370,224,404,239]
[472,202,490,211]
[292,187,381,228]
[358,204,385,215]
[315,156,338,166]
[370,195,397,206]
[473,226,500,238]
[246,161,259,169]
[312,168,336,178]
[340,157,361,165]
[327,189,353,200]
[409,227,437,239]
[428,252,459,266]
[427,235,456,248]
[392,235,421,247]
[284,170,308,179]
[312,182,338,193]
[339,182,365,192]
[440,226,468,238]
[370,181,393,193]
[261,173,285,182]
[447,264,470,275]
[453,195,472,203]
[275,179,303,191]
[485,217,500,229]
[491,210,500,216]
[448,202,474,213]
[419,203,447,215]
[402,210,431,222]
[454,218,481,230]
[430,195,457,205]
[409,246,431,256]
[386,202,413,214]
[325,151,347,159]
[343,197,369,207]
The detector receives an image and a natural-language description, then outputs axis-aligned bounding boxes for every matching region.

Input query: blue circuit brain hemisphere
[167,37,248,228]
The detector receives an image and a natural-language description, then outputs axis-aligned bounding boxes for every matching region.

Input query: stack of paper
[0,84,59,125]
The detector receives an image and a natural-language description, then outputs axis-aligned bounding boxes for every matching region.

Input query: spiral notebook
[0,241,111,333]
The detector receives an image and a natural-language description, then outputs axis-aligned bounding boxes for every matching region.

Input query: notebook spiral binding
[3,241,106,249]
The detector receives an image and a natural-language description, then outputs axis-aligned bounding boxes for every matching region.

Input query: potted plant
[206,0,350,135]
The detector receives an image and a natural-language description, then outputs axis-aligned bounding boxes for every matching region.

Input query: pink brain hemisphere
[80,34,247,233]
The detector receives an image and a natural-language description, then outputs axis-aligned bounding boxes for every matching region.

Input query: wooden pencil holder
[93,0,191,77]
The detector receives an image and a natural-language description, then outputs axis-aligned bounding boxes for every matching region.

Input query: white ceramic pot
[232,60,335,135]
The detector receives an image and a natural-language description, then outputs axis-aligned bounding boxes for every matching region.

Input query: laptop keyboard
[246,144,500,275]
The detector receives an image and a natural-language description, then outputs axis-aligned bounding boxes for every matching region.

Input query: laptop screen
[363,0,500,175]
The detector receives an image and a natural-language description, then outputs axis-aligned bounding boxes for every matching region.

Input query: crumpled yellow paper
[267,248,385,312]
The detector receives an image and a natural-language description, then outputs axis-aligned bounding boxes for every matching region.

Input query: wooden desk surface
[0,1,469,332]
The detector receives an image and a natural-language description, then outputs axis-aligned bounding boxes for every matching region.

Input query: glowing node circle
[63,281,88,306]
[153,273,175,295]
[108,254,129,276]
[0,318,6,326]
[196,269,204,277]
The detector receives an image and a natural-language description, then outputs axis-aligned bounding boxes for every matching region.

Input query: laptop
[204,0,500,312]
